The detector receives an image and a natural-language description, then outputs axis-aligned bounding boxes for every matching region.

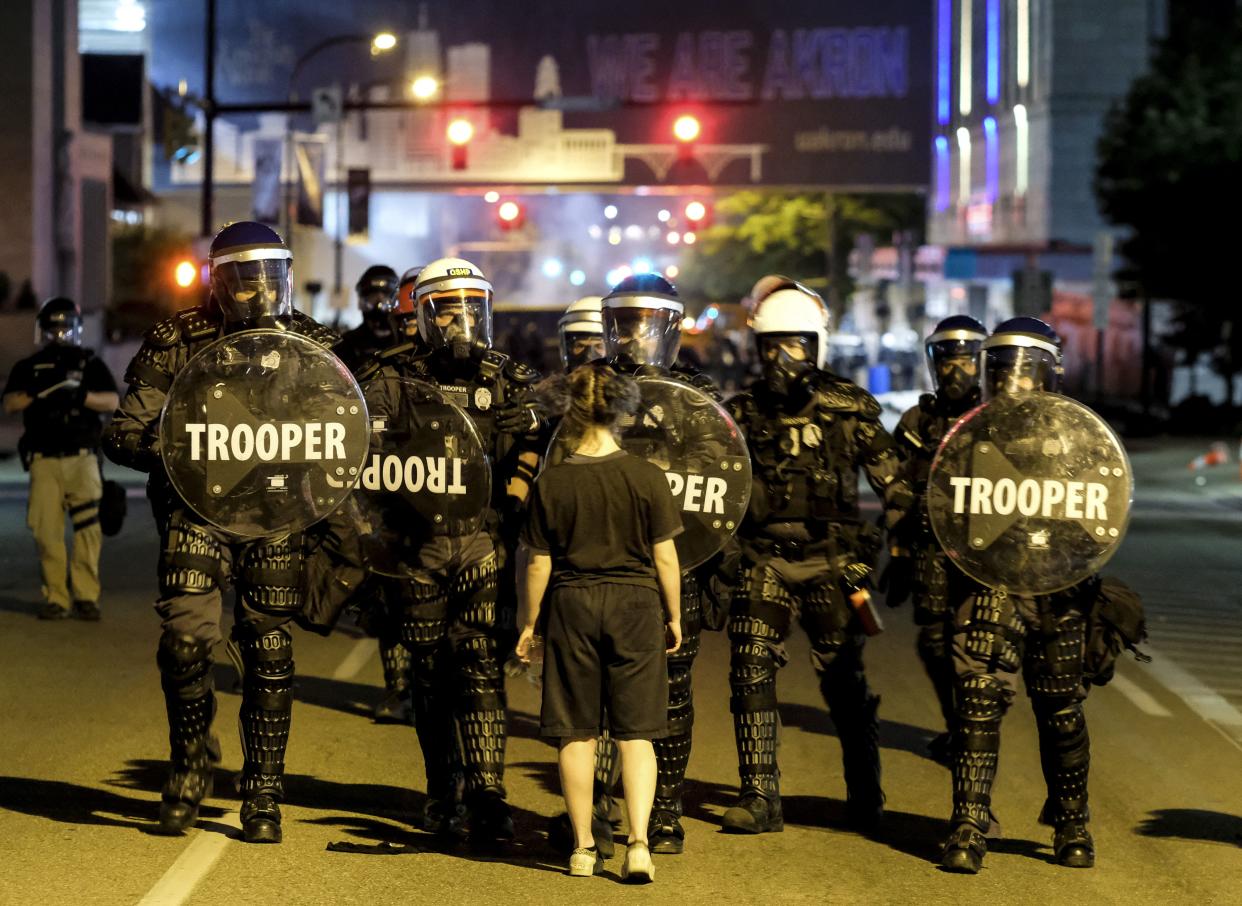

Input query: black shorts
[540,582,669,741]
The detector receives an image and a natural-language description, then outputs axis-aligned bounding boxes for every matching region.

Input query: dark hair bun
[535,364,640,443]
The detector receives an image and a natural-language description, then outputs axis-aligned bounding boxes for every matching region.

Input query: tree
[675,191,923,322]
[1095,9,1242,400]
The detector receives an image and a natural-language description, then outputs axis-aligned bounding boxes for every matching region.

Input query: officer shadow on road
[0,774,228,833]
[777,701,949,766]
[1137,809,1242,846]
[781,794,1049,866]
[0,594,43,618]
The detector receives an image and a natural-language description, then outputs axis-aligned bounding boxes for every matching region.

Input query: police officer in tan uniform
[3,297,118,620]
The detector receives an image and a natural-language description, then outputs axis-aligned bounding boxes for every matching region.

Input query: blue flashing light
[983,116,999,200]
[937,0,952,124]
[542,258,564,278]
[986,0,1001,104]
[569,269,586,286]
[934,135,951,212]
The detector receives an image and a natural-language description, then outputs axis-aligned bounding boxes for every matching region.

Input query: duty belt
[32,447,94,459]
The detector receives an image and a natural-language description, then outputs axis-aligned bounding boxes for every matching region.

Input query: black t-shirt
[2,345,118,453]
[522,450,683,589]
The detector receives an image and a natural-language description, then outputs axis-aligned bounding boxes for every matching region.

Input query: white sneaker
[621,841,655,883]
[568,847,603,877]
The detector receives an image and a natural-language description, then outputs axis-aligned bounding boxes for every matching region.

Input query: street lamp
[411,75,439,101]
[282,31,399,239]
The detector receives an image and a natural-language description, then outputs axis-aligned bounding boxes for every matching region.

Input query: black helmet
[982,316,1062,400]
[208,221,292,329]
[925,315,986,402]
[355,264,398,334]
[602,274,683,369]
[36,297,82,347]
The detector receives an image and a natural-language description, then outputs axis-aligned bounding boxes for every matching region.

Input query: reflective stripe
[209,247,292,266]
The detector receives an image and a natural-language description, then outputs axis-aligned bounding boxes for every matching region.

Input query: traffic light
[497,199,524,230]
[673,113,700,162]
[447,118,474,171]
[683,199,710,228]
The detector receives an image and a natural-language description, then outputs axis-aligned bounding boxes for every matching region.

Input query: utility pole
[200,0,216,238]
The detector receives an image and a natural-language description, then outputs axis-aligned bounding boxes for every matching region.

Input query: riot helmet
[414,257,493,359]
[926,315,986,402]
[36,297,83,347]
[750,282,831,395]
[356,264,399,335]
[387,266,424,343]
[748,273,798,306]
[981,316,1063,400]
[601,274,683,369]
[558,295,605,372]
[208,221,293,329]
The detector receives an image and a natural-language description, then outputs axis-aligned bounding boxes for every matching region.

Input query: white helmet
[414,257,494,357]
[750,283,832,370]
[558,295,604,371]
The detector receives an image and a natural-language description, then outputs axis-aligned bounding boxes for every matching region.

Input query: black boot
[722,790,784,834]
[941,823,987,873]
[237,629,293,844]
[156,634,221,835]
[1054,820,1095,868]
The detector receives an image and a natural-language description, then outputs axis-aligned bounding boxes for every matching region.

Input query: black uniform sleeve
[647,466,684,544]
[520,480,553,553]
[852,394,915,530]
[2,359,31,397]
[83,355,118,394]
[103,334,177,473]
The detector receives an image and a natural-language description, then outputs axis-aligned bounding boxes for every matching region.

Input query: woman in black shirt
[517,364,682,882]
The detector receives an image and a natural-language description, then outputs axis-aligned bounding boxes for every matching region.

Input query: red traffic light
[497,200,524,230]
[673,114,701,143]
[446,118,474,145]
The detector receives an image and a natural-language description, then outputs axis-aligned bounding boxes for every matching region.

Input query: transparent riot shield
[159,329,370,538]
[927,393,1133,595]
[347,376,492,577]
[549,375,750,570]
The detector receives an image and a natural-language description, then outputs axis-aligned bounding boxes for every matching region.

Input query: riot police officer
[886,316,987,762]
[334,265,400,373]
[355,257,544,843]
[940,317,1099,873]
[722,279,912,835]
[332,263,415,724]
[597,273,724,854]
[2,298,118,620]
[104,222,340,844]
[558,295,605,371]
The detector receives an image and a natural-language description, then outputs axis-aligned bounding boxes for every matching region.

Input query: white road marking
[1142,642,1242,729]
[332,637,376,680]
[134,637,376,905]
[134,813,241,906]
[1109,672,1173,717]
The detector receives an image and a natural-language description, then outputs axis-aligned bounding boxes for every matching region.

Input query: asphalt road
[1,441,1241,905]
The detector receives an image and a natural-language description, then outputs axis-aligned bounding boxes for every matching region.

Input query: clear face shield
[982,345,1060,400]
[603,305,682,369]
[927,337,983,401]
[38,323,82,347]
[359,288,395,335]
[211,257,293,327]
[559,330,606,371]
[757,333,817,395]
[421,289,492,358]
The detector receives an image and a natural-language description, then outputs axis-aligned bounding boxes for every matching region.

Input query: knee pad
[157,631,213,698]
[394,580,451,648]
[452,558,499,633]
[957,673,1007,722]
[238,629,294,716]
[730,639,779,713]
[159,522,227,597]
[238,537,302,616]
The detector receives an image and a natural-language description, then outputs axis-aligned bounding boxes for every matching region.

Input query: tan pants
[27,452,103,610]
